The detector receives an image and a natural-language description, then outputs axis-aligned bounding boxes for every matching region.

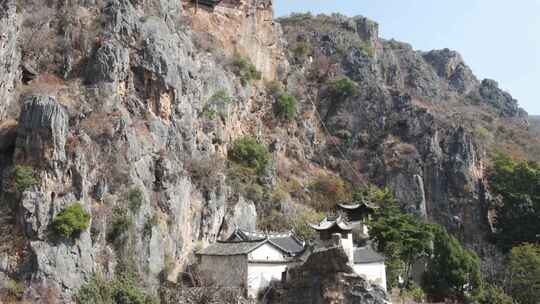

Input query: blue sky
[274,1,540,114]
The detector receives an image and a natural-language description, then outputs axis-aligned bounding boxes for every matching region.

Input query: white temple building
[197,229,307,298]
[196,200,386,298]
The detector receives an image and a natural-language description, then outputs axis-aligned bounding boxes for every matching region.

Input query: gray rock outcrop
[274,246,388,304]
[15,96,69,171]
[0,0,20,121]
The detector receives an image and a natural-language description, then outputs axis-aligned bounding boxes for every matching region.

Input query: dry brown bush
[184,155,226,190]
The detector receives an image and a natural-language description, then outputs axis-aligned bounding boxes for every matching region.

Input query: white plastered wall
[353,262,387,291]
[246,243,289,298]
[247,263,288,298]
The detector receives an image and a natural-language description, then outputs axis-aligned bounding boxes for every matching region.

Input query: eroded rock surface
[274,246,388,304]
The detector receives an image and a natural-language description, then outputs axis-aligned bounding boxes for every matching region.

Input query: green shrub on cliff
[231,53,262,86]
[107,207,133,243]
[76,273,158,304]
[308,174,349,211]
[275,93,298,121]
[327,76,359,100]
[13,165,39,193]
[4,278,24,301]
[210,89,233,104]
[228,137,270,173]
[292,41,312,59]
[52,203,91,239]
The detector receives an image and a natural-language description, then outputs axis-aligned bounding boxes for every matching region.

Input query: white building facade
[197,229,306,299]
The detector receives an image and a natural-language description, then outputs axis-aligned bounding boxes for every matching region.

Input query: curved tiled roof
[199,228,306,257]
[197,240,265,256]
[353,245,385,264]
[309,216,353,231]
[338,200,380,211]
[269,236,305,255]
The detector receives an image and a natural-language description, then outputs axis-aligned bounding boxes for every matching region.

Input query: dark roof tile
[353,246,385,264]
[197,241,263,256]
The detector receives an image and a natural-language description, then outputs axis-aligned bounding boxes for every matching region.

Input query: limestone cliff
[0,1,536,303]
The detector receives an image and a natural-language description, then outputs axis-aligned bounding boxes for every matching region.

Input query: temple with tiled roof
[197,228,307,298]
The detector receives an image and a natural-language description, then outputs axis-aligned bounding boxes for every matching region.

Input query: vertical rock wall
[0,0,20,121]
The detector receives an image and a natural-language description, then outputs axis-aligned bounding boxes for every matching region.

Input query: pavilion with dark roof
[337,200,379,222]
[310,215,387,291]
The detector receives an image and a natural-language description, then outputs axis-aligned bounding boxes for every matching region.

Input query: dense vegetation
[489,153,540,251]
[423,226,482,302]
[366,186,482,302]
[506,243,540,304]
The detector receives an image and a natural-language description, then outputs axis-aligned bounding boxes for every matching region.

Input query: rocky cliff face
[0,0,20,121]
[0,0,266,301]
[0,1,536,303]
[277,14,533,246]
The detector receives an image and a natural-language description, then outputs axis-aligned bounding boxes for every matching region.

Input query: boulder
[276,246,389,304]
